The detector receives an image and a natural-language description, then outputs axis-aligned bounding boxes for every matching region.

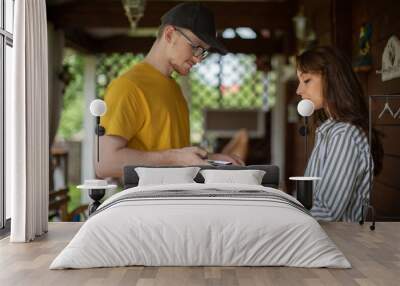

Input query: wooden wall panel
[331,0,352,57]
[369,4,400,44]
[352,0,400,220]
[379,126,400,156]
[372,182,400,220]
[301,0,332,46]
[375,156,400,189]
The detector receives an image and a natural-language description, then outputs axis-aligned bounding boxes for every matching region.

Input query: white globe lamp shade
[297,99,315,117]
[90,99,107,117]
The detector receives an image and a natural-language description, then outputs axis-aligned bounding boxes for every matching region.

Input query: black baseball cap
[161,2,228,55]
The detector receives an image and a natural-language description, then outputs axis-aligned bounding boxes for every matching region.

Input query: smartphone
[207,160,232,166]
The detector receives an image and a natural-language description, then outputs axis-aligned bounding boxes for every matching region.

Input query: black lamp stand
[95,116,105,162]
[88,189,106,215]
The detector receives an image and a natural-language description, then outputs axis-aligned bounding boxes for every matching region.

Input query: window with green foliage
[96,53,145,98]
[57,49,84,140]
[189,53,268,143]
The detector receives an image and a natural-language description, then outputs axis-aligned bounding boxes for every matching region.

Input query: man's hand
[208,153,245,166]
[165,146,209,166]
[96,137,209,178]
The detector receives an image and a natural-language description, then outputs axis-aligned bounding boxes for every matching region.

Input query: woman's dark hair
[296,46,383,175]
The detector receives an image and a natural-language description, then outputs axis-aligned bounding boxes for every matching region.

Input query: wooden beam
[94,36,154,54]
[64,29,97,54]
[221,38,284,55]
[47,0,129,30]
[139,1,296,30]
[88,35,284,54]
[48,0,296,30]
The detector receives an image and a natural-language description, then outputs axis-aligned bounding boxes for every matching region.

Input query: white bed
[50,182,351,269]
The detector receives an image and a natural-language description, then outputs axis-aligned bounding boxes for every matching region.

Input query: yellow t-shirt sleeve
[101,77,145,141]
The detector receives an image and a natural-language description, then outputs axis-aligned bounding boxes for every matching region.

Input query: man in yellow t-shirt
[96,3,242,178]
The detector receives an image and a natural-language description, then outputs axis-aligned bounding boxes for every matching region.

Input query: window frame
[0,0,13,234]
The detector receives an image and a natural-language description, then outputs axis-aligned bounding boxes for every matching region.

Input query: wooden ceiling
[46,0,297,55]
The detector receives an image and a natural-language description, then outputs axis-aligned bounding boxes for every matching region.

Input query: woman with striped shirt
[296,47,383,222]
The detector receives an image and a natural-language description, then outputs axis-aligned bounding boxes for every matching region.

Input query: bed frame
[87,165,280,215]
[123,165,280,189]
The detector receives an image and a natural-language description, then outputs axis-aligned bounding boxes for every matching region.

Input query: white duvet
[50,183,351,269]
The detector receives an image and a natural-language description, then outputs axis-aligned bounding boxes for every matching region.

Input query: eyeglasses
[174,27,210,59]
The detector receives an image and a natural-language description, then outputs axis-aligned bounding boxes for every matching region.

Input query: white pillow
[200,169,266,185]
[135,167,201,186]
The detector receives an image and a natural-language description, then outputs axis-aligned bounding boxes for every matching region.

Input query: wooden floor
[0,222,399,286]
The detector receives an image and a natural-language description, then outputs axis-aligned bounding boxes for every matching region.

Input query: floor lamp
[78,99,116,215]
[289,99,317,210]
[297,99,315,165]
[89,99,107,162]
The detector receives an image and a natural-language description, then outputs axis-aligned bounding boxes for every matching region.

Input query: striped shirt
[305,119,373,222]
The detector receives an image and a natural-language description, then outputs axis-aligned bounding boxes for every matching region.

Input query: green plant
[57,49,84,140]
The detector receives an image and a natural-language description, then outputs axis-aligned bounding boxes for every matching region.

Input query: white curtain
[8,0,49,242]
